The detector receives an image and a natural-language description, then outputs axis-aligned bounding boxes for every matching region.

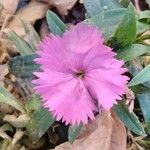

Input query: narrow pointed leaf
[46,10,67,36]
[139,10,150,20]
[128,64,150,86]
[117,44,150,62]
[0,86,25,113]
[84,0,122,16]
[7,31,34,55]
[68,124,82,143]
[85,8,126,39]
[115,4,136,47]
[22,21,40,50]
[26,108,55,142]
[114,102,146,136]
[8,54,39,77]
[137,93,150,130]
[25,94,41,114]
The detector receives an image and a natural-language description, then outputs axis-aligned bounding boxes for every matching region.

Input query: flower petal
[35,35,69,72]
[33,69,74,100]
[83,45,116,71]
[85,65,129,109]
[43,79,97,125]
[63,23,103,53]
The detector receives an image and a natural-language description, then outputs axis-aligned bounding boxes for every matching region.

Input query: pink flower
[33,23,129,125]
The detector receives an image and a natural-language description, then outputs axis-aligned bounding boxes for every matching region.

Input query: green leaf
[131,85,150,94]
[7,31,34,55]
[114,102,146,135]
[119,0,129,7]
[137,21,150,35]
[26,108,55,141]
[115,4,136,47]
[25,94,41,114]
[127,60,150,89]
[139,10,150,21]
[1,124,13,132]
[137,93,150,130]
[146,0,150,5]
[127,59,143,76]
[8,54,39,77]
[46,10,67,36]
[117,44,150,62]
[84,0,122,16]
[85,8,126,39]
[0,86,25,113]
[128,64,150,86]
[68,124,82,143]
[22,21,40,50]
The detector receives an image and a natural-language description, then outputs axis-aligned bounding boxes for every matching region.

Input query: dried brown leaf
[125,88,135,113]
[0,103,14,114]
[0,38,10,64]
[39,0,78,15]
[52,111,126,150]
[0,64,8,86]
[12,129,25,145]
[3,114,30,128]
[5,1,49,36]
[0,0,19,14]
[0,0,19,27]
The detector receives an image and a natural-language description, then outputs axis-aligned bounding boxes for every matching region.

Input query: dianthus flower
[33,23,129,125]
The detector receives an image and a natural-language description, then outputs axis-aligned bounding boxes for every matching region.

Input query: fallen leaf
[3,114,30,128]
[0,0,19,27]
[0,129,11,140]
[4,1,49,36]
[39,0,78,15]
[0,103,14,114]
[143,30,150,45]
[125,88,135,113]
[0,64,8,86]
[0,0,20,14]
[52,111,126,150]
[0,124,13,140]
[12,129,25,145]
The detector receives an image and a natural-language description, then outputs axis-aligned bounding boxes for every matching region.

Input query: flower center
[75,70,85,78]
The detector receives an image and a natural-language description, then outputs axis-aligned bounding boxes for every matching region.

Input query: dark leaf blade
[7,31,34,56]
[46,10,67,36]
[137,20,150,35]
[84,0,123,17]
[85,8,126,39]
[137,93,150,130]
[8,54,39,78]
[114,102,146,136]
[139,10,150,21]
[117,44,150,62]
[128,64,150,87]
[114,4,136,47]
[68,124,82,143]
[22,21,41,50]
[0,86,25,113]
[26,108,55,142]
[25,94,41,114]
